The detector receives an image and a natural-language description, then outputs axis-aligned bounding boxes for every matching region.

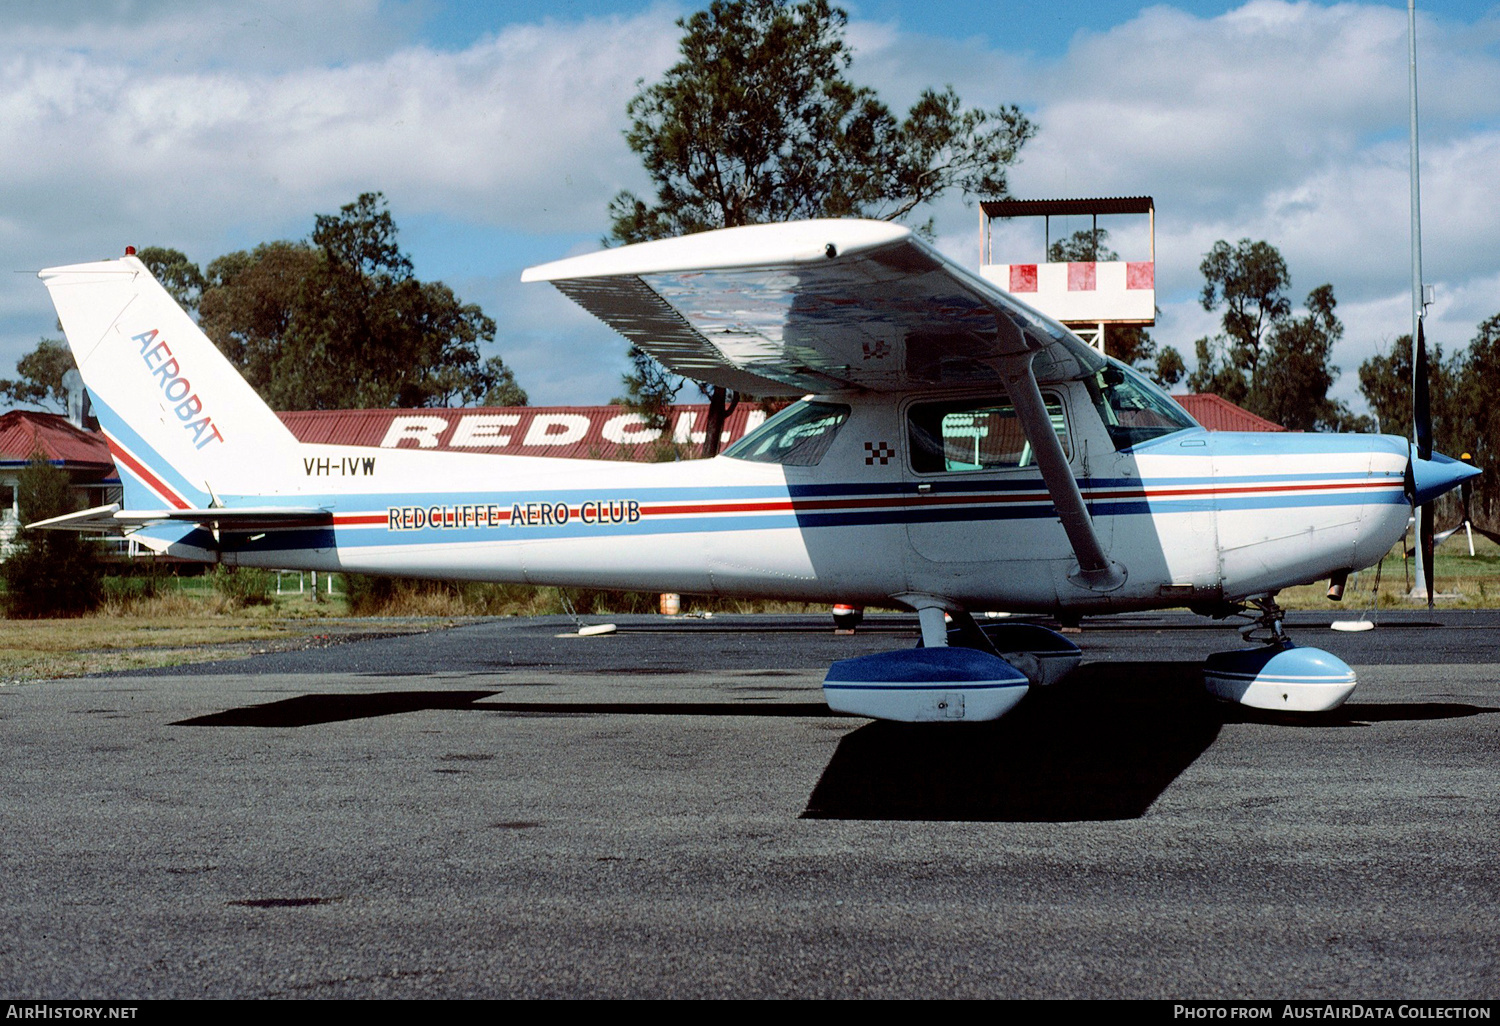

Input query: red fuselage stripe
[324,479,1402,527]
[105,438,190,510]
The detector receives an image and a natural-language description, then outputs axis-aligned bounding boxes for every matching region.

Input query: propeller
[1403,325,1486,604]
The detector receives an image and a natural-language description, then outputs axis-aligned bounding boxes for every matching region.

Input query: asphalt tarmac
[2,611,1497,999]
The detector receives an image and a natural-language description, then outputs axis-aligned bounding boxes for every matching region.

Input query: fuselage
[168,380,1412,615]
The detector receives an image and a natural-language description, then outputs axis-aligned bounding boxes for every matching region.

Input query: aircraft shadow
[802,662,1220,822]
[1223,701,1500,728]
[174,691,844,727]
[174,691,501,728]
[478,701,842,718]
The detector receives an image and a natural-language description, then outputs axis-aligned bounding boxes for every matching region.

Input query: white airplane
[34,220,1479,721]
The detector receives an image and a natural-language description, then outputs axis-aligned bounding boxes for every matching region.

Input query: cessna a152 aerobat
[35,219,1479,722]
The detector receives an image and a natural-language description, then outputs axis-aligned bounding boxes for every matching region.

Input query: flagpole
[1408,0,1429,601]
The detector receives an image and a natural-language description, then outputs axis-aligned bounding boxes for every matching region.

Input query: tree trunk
[699,385,737,458]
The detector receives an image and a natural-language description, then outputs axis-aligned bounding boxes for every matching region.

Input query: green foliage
[1188,334,1248,406]
[1362,313,1500,527]
[1191,240,1363,430]
[1450,315,1500,526]
[195,192,519,410]
[1256,285,1370,432]
[480,356,529,407]
[1199,238,1291,384]
[101,576,155,604]
[1047,228,1116,263]
[101,562,171,604]
[0,338,76,413]
[614,345,686,432]
[137,246,206,314]
[342,574,662,617]
[1153,346,1186,389]
[209,565,274,607]
[610,0,1033,453]
[2,454,104,617]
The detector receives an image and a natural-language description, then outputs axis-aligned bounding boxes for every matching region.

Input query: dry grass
[5,531,1496,682]
[0,585,441,682]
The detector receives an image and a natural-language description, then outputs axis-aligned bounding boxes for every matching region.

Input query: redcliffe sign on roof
[276,405,772,461]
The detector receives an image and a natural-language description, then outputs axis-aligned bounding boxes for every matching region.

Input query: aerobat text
[133,329,223,450]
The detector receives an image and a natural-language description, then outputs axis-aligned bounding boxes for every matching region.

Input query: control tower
[978,196,1155,353]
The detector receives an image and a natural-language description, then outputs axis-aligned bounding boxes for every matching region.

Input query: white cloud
[0,5,684,390]
[1,0,423,72]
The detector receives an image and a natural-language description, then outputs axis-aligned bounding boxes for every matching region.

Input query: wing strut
[1000,354,1126,592]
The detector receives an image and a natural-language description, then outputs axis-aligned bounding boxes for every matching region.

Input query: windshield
[722,400,850,466]
[1085,358,1197,450]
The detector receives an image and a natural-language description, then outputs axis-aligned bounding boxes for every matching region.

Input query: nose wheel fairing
[1202,596,1357,712]
[1203,641,1357,712]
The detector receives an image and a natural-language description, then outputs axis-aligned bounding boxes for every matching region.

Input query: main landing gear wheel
[820,609,1079,723]
[1203,596,1357,712]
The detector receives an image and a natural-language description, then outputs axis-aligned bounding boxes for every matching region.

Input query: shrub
[210,565,273,607]
[2,454,104,617]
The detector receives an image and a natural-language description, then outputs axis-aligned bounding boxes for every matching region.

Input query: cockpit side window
[907,394,1070,474]
[722,400,851,466]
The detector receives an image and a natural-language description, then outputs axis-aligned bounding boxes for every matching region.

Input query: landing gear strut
[1241,595,1288,645]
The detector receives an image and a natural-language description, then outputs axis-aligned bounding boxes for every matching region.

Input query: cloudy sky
[2,0,1496,411]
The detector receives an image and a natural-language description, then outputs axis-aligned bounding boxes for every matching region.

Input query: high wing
[28,503,333,535]
[521,219,1105,395]
[523,219,1123,588]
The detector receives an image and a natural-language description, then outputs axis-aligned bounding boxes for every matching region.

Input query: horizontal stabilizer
[28,504,332,534]
[23,503,129,534]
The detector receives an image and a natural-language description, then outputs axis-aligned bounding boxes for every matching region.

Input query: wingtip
[521,218,912,283]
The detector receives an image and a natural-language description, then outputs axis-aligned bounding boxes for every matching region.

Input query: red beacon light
[124,246,136,256]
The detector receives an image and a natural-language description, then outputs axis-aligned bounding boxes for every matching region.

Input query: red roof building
[0,410,122,559]
[277,403,773,460]
[0,409,116,469]
[1171,394,1285,433]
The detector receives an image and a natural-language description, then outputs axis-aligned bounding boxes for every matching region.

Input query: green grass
[1279,530,1500,610]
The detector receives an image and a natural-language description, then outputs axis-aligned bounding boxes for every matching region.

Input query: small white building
[978,196,1156,353]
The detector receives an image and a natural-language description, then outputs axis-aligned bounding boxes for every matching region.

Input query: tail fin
[38,256,297,510]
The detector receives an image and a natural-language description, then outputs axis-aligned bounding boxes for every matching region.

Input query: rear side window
[908,394,1069,474]
[722,400,851,467]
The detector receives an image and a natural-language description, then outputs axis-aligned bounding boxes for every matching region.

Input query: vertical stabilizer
[38,256,298,510]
